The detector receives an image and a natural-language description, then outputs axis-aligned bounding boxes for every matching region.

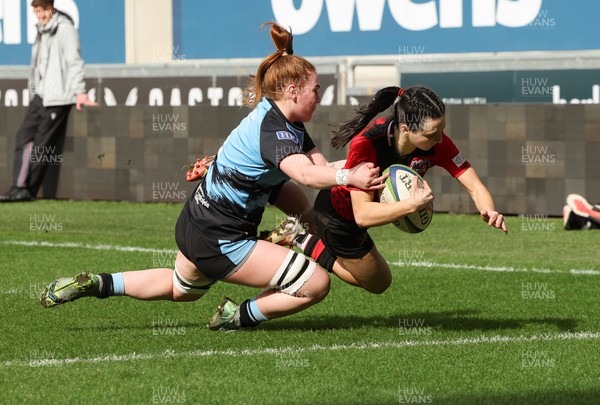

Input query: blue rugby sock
[239,297,269,327]
[97,273,125,298]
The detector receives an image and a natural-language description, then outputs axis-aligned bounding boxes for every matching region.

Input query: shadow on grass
[259,309,578,332]
[433,389,600,405]
[64,309,578,334]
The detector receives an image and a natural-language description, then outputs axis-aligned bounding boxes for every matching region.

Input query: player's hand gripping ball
[379,164,433,233]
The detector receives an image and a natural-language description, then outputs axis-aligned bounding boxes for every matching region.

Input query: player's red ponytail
[242,22,315,108]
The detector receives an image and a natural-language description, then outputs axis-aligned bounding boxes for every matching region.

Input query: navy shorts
[175,208,256,280]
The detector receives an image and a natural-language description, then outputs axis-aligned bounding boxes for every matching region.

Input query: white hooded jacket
[29,10,86,106]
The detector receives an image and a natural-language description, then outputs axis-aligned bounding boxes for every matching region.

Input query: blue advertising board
[0,0,125,64]
[173,0,600,58]
[2,1,598,63]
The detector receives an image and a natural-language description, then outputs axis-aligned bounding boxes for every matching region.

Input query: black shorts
[268,181,285,205]
[175,208,256,280]
[313,189,373,259]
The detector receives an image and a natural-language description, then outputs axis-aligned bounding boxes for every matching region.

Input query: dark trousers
[11,95,72,197]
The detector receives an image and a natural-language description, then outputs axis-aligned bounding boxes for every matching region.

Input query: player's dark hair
[242,22,315,108]
[31,0,54,8]
[331,86,446,149]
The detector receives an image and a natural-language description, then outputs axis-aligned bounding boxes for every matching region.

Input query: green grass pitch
[1,200,599,404]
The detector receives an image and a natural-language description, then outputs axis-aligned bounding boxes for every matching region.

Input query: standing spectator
[0,0,96,202]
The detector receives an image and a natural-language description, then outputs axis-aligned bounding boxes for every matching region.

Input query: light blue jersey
[185,97,315,241]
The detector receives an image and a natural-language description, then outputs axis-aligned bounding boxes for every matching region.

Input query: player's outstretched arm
[279,153,385,191]
[304,147,330,166]
[304,147,346,169]
[456,167,508,234]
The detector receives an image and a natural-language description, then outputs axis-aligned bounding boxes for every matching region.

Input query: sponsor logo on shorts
[194,188,210,208]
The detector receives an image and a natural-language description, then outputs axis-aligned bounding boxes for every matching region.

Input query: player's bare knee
[307,268,330,302]
[172,290,203,302]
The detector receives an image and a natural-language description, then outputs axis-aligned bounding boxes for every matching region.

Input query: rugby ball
[379,164,433,233]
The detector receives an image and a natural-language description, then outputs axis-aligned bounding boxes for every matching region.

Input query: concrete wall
[1,104,599,216]
[125,0,173,64]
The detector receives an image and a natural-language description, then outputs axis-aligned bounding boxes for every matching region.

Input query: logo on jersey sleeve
[276,131,299,144]
[452,153,466,167]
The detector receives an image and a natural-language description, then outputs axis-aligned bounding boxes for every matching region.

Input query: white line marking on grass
[2,240,597,292]
[0,241,178,295]
[392,260,600,276]
[1,289,21,295]
[570,269,600,275]
[3,331,599,368]
[2,240,177,255]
